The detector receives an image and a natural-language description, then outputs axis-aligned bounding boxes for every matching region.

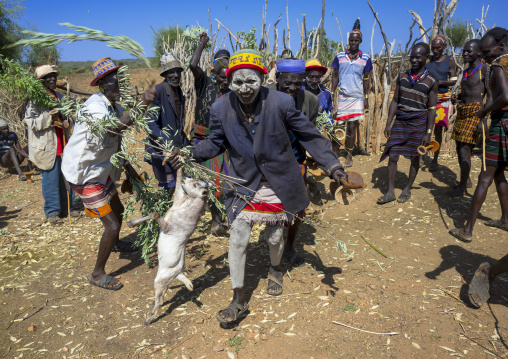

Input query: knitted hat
[226,49,268,77]
[160,52,183,75]
[305,59,328,75]
[35,65,59,79]
[90,57,122,86]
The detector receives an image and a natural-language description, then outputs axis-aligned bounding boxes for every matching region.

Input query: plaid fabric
[452,102,482,145]
[380,110,428,162]
[434,92,451,128]
[485,116,508,167]
[69,176,118,218]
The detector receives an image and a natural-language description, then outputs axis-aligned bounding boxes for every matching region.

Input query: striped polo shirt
[332,50,373,98]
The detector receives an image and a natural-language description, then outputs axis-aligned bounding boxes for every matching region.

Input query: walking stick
[480,69,487,172]
[65,78,71,224]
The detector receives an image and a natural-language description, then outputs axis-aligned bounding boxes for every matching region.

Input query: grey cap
[160,52,183,75]
[0,118,8,127]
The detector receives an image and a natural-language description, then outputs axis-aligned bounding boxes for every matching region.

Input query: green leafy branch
[0,55,58,108]
[9,23,151,67]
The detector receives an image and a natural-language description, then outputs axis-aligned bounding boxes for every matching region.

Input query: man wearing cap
[62,58,155,291]
[268,58,319,268]
[0,118,29,180]
[170,49,347,323]
[331,19,373,167]
[25,65,77,224]
[189,33,231,233]
[145,52,189,195]
[303,59,333,120]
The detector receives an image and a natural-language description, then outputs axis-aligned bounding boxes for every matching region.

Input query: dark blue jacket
[190,87,342,224]
[145,81,190,185]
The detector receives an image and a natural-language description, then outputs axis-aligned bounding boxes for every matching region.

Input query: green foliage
[152,25,180,66]
[343,304,357,311]
[24,41,60,68]
[445,18,468,50]
[0,0,25,61]
[11,23,150,67]
[226,336,244,352]
[237,27,258,50]
[152,25,207,66]
[302,28,342,65]
[0,55,59,108]
[124,180,174,265]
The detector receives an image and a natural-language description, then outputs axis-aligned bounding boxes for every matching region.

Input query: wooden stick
[332,321,399,335]
[482,122,486,171]
[215,19,237,41]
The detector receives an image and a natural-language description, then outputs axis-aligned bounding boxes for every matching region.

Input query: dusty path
[1,153,507,358]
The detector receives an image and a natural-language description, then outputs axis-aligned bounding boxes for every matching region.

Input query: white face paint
[231,68,262,105]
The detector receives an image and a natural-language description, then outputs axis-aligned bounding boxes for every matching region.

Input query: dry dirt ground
[1,150,508,359]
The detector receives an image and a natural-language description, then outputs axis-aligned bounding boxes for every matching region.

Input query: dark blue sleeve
[190,103,227,162]
[331,55,340,70]
[284,99,341,174]
[364,57,373,73]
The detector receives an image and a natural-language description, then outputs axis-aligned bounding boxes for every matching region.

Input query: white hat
[35,65,59,79]
[0,118,8,127]
[160,52,183,75]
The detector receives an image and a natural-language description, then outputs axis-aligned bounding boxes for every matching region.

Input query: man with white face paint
[170,49,347,324]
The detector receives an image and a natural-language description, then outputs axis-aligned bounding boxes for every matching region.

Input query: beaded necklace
[463,62,483,80]
[409,69,428,84]
[346,49,362,61]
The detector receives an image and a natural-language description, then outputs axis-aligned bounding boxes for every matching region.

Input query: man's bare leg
[3,148,26,180]
[462,166,499,236]
[398,156,420,203]
[430,126,443,171]
[344,120,356,167]
[449,141,474,197]
[493,168,508,227]
[218,218,250,322]
[285,219,305,267]
[91,196,124,288]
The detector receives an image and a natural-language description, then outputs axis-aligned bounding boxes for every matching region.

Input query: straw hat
[160,53,183,75]
[305,59,328,75]
[90,57,122,86]
[35,65,59,79]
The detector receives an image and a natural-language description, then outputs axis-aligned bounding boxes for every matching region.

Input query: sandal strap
[268,273,283,287]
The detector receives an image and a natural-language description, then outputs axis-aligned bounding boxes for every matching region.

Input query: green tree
[24,42,60,68]
[302,29,343,65]
[445,18,468,51]
[0,0,25,61]
[152,24,180,65]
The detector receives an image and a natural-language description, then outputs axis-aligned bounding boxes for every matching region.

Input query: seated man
[0,118,28,180]
[170,49,347,323]
[62,57,155,291]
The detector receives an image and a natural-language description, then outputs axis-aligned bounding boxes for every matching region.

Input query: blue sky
[19,0,506,62]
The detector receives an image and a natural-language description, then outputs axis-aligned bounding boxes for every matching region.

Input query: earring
[100,86,105,93]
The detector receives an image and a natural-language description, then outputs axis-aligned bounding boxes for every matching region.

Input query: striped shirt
[398,71,437,112]
[332,50,373,98]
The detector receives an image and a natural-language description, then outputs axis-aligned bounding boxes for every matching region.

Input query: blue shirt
[302,83,333,121]
[332,50,373,98]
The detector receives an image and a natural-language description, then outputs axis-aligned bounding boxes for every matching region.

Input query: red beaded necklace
[464,62,483,81]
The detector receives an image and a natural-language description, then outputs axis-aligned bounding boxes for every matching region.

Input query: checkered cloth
[452,102,482,145]
[485,114,508,167]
